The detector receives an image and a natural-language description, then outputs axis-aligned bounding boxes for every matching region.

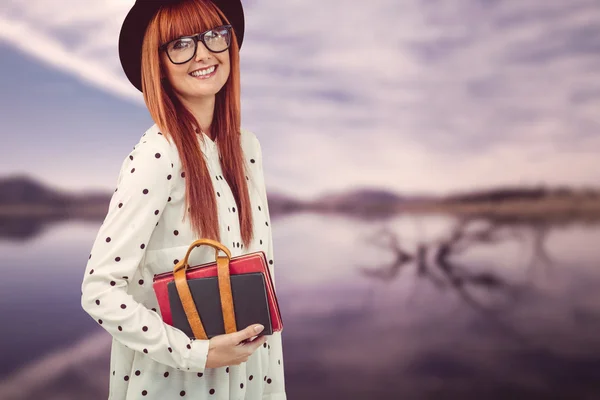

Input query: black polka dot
[226,367,229,373]
[135,370,141,376]
[168,197,172,202]
[155,153,161,158]
[258,206,262,211]
[260,240,263,245]
[158,131,163,135]
[142,390,147,396]
[118,326,123,331]
[164,371,169,377]
[217,192,220,197]
[246,176,249,180]
[129,155,133,160]
[152,308,157,312]
[143,348,148,353]
[89,269,94,275]
[120,304,126,309]
[249,375,253,380]
[174,230,179,236]
[142,326,148,332]
[269,260,274,265]
[115,257,121,262]
[180,390,186,396]
[237,242,240,248]
[187,344,191,349]
[219,175,223,180]
[278,359,281,365]
[131,168,135,173]
[181,171,186,178]
[143,189,149,194]
[227,226,230,231]
[110,281,116,286]
[168,347,173,353]
[197,372,203,377]
[123,276,128,279]
[139,279,144,285]
[124,375,129,381]
[266,221,269,226]
[89,254,92,259]
[98,319,103,324]
[95,299,100,305]
[209,389,215,395]
[264,376,267,381]
[232,207,236,212]
[267,378,272,384]
[154,210,159,215]
[263,343,267,348]
[250,159,255,163]
[167,174,172,180]
[140,243,146,249]
[118,203,123,208]
[106,237,111,243]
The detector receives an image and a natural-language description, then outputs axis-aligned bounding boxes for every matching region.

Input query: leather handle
[172,238,238,340]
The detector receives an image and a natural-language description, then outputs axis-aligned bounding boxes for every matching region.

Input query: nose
[194,40,212,61]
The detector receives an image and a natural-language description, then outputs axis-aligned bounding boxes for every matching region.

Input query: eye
[170,38,193,51]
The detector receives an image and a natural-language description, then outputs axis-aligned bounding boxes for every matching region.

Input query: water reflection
[0,212,599,399]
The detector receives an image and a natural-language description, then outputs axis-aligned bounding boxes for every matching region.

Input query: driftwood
[356,216,562,347]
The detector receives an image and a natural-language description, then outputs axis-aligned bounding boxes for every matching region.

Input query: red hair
[140,0,253,247]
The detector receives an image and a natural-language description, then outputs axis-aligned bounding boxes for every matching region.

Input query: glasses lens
[167,38,195,63]
[203,26,231,52]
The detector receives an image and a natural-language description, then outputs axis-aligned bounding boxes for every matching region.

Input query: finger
[232,324,265,343]
[241,334,267,352]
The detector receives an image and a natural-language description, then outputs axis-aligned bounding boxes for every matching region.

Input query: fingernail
[255,325,264,333]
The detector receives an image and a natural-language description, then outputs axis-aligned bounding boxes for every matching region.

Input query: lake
[1,212,599,399]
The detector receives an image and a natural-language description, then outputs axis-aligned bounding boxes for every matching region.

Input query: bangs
[155,0,226,45]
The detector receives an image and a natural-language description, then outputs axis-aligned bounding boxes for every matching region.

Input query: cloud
[1,0,599,197]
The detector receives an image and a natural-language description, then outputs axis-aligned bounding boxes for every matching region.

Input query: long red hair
[140,0,253,248]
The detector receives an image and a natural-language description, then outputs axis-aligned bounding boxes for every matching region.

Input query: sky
[1,0,599,200]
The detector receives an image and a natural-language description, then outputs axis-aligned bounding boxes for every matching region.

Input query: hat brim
[118,0,244,92]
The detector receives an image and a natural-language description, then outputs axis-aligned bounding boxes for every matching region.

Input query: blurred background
[1,0,600,399]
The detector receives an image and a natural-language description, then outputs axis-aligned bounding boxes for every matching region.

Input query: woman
[80,0,286,398]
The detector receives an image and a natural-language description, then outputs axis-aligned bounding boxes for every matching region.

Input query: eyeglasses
[159,24,233,65]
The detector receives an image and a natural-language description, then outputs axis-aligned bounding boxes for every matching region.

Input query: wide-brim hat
[118,0,245,92]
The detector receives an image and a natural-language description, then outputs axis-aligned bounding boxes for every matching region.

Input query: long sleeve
[253,135,287,399]
[80,141,210,373]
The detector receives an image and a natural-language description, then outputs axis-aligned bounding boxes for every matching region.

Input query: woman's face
[161,28,231,102]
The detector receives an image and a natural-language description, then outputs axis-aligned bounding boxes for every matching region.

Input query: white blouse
[80,124,286,399]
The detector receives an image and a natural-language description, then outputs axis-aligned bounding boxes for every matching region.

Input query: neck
[180,95,216,140]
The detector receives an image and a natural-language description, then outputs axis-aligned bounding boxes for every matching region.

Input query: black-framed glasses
[159,24,233,65]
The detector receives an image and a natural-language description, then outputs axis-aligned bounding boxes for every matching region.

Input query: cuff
[186,339,210,371]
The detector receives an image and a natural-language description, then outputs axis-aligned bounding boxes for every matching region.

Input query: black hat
[118,0,245,92]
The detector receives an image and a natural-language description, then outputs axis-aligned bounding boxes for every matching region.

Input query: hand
[205,324,268,368]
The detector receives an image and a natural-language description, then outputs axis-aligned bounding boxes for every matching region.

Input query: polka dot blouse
[80,124,286,399]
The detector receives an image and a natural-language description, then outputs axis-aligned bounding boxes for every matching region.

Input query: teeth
[190,66,216,77]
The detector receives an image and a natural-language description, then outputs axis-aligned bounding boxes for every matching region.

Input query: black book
[167,272,273,339]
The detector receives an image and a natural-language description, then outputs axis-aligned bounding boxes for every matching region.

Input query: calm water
[1,212,599,399]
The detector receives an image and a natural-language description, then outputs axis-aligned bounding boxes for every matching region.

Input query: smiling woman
[80,0,287,399]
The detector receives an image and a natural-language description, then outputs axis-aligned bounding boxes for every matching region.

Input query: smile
[189,65,217,79]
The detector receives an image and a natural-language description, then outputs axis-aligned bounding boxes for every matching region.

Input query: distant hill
[1,175,598,220]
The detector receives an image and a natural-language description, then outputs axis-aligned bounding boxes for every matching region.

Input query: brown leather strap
[172,238,236,340]
[217,256,237,334]
[174,265,208,340]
